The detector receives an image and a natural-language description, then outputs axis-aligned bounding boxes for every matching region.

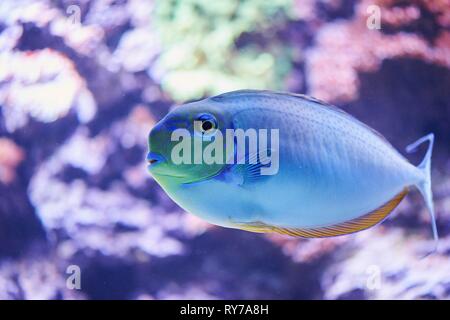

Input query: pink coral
[0,138,24,184]
[305,0,450,102]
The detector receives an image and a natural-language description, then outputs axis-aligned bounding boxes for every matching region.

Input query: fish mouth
[146,152,188,179]
[146,152,166,168]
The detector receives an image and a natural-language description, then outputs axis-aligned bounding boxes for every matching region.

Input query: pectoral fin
[229,149,275,186]
[234,188,408,238]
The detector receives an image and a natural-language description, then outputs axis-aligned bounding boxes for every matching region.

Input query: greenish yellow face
[147,101,234,185]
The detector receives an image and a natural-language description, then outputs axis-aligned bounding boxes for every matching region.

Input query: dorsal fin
[210,89,395,149]
[210,89,265,101]
[233,188,408,238]
[211,89,330,105]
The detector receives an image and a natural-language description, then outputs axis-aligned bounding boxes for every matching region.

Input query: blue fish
[147,90,437,248]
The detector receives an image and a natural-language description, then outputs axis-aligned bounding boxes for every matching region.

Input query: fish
[147,89,438,250]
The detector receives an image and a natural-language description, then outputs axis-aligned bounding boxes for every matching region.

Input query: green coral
[152,0,294,101]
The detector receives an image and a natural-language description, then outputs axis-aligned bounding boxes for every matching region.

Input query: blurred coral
[151,0,293,101]
[322,229,450,299]
[304,0,450,102]
[0,49,96,131]
[0,138,24,184]
[0,0,449,300]
[0,257,85,300]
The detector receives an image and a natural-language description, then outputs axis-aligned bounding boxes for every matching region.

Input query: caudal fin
[406,133,438,254]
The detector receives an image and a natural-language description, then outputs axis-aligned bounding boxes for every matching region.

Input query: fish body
[147,90,437,243]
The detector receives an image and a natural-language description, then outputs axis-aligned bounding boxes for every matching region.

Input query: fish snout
[146,152,166,168]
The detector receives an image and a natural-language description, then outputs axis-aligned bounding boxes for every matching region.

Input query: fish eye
[195,114,217,134]
[201,120,214,131]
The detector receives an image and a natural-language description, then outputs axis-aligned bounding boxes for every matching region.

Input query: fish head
[147,99,234,185]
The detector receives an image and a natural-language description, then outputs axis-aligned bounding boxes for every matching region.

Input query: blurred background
[0,0,449,300]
